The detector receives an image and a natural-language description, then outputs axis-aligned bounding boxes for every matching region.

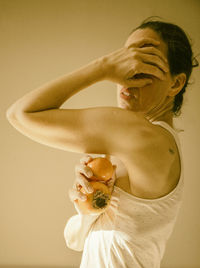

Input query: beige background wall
[1,0,200,267]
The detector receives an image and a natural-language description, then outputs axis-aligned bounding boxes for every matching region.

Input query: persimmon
[76,157,114,215]
[76,181,111,214]
[87,157,114,182]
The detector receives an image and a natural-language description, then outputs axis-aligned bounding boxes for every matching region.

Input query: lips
[121,88,130,94]
[121,87,138,99]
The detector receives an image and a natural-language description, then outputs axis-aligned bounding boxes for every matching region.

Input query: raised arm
[6,38,168,157]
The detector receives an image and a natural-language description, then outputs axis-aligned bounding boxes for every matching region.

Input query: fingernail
[87,171,93,177]
[88,186,94,193]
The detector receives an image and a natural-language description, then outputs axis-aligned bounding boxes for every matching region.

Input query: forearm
[7,58,105,115]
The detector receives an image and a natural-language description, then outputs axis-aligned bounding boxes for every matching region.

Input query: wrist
[95,55,111,81]
[80,55,110,83]
[99,55,109,80]
[98,51,120,83]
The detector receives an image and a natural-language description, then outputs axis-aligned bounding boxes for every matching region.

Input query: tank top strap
[150,120,184,188]
[149,120,181,147]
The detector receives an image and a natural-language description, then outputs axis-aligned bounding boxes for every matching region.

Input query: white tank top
[64,121,184,268]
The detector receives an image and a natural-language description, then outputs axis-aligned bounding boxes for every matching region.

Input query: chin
[117,102,134,111]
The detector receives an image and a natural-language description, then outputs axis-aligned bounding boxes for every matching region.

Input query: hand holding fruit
[68,155,117,215]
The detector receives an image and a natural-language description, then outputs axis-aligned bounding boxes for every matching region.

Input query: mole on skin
[169,148,175,154]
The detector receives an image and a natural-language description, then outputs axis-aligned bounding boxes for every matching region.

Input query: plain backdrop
[1,0,200,267]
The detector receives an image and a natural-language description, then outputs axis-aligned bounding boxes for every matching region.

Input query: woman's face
[117,27,174,116]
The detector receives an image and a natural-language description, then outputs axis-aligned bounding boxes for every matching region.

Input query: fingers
[138,46,168,64]
[135,62,166,81]
[68,188,87,202]
[75,163,93,179]
[126,76,153,88]
[127,37,160,49]
[74,172,94,193]
[140,52,169,74]
[111,165,117,179]
[68,156,95,203]
[69,155,115,205]
[101,154,111,161]
[126,59,168,86]
[80,155,93,165]
[128,43,169,82]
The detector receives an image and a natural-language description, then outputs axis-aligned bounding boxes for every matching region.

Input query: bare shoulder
[114,121,181,199]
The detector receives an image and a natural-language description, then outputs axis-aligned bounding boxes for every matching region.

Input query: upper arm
[7,106,161,156]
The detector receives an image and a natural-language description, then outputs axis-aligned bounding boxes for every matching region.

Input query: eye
[133,73,153,79]
[140,43,156,48]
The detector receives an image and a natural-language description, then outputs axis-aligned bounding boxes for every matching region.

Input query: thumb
[111,165,117,179]
[106,165,117,189]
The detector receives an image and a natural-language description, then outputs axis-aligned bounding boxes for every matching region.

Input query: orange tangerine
[86,157,114,182]
[76,181,111,215]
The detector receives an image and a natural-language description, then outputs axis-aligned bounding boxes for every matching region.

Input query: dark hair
[129,16,199,117]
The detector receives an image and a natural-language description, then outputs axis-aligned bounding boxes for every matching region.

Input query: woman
[6,17,198,267]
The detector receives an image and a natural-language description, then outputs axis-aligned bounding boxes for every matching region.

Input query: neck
[143,97,174,128]
[147,113,174,128]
